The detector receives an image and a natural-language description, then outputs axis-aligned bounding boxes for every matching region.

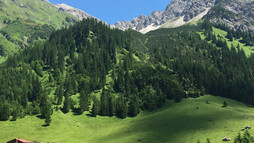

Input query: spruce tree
[55,83,64,105]
[91,97,100,117]
[234,132,242,143]
[62,90,70,113]
[206,138,211,143]
[99,89,109,116]
[79,89,89,114]
[45,110,51,126]
[108,94,115,117]
[0,102,11,121]
[128,94,139,117]
[115,95,127,119]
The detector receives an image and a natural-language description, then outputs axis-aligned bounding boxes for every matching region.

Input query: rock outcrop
[115,0,216,32]
[205,0,254,34]
[115,0,254,34]
[55,3,94,20]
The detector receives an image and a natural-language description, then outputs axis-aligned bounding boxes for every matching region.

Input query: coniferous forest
[1,18,254,127]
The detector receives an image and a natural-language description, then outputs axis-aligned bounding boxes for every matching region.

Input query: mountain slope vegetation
[1,7,254,142]
[1,17,254,120]
[0,0,78,59]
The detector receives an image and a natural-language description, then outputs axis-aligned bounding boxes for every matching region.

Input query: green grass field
[1,95,254,143]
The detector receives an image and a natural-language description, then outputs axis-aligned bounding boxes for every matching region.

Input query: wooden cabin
[7,138,32,143]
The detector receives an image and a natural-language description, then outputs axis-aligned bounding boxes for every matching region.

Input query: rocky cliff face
[115,0,216,32]
[205,0,254,34]
[115,0,254,34]
[55,3,94,20]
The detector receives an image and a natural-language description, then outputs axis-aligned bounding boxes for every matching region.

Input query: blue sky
[49,0,171,25]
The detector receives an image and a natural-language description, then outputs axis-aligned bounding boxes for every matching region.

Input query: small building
[7,138,32,143]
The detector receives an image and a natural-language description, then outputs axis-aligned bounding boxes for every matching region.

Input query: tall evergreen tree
[99,89,109,116]
[108,94,115,117]
[79,89,89,114]
[91,97,100,117]
[128,94,139,117]
[115,95,127,119]
[62,90,70,113]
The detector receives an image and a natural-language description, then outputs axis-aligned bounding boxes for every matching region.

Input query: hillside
[0,0,78,59]
[1,18,254,121]
[1,95,253,143]
[1,2,254,142]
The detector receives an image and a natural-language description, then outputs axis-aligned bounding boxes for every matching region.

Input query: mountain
[2,1,254,142]
[115,0,216,33]
[0,0,79,58]
[115,0,254,34]
[54,3,95,20]
[205,0,254,34]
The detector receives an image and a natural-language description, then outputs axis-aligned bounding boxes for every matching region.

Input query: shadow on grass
[246,105,254,108]
[101,102,247,143]
[86,113,93,117]
[72,108,83,115]
[41,124,50,127]
[36,115,45,119]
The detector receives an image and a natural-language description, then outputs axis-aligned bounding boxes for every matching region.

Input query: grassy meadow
[1,95,254,143]
[199,27,254,56]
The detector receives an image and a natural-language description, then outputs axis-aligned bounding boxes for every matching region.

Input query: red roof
[7,138,32,143]
[17,138,32,143]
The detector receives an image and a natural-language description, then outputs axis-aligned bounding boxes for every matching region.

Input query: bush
[222,101,228,107]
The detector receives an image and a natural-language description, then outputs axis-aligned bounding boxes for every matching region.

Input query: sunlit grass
[1,95,254,143]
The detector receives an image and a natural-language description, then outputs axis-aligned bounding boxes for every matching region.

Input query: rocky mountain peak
[115,0,216,33]
[55,3,94,20]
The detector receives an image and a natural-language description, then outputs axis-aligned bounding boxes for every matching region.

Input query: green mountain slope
[1,95,253,143]
[0,0,77,58]
[1,17,254,142]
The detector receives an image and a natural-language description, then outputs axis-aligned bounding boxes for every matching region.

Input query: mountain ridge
[115,0,216,33]
[54,3,95,20]
[114,0,254,34]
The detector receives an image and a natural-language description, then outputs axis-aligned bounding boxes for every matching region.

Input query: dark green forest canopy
[1,18,254,122]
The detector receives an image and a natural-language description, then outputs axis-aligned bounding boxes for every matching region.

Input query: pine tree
[234,132,242,143]
[124,69,131,96]
[40,90,52,125]
[115,95,127,119]
[45,109,51,126]
[99,89,109,116]
[242,130,254,142]
[91,97,100,117]
[79,89,89,114]
[108,94,115,117]
[0,102,11,121]
[31,77,42,102]
[56,83,64,105]
[11,105,19,121]
[206,138,211,143]
[62,90,70,113]
[226,31,233,41]
[128,94,139,117]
